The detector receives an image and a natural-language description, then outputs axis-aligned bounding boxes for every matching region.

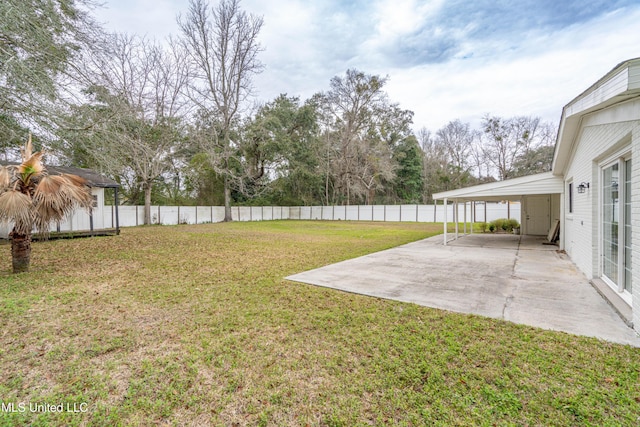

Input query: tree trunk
[10,231,31,273]
[144,182,152,225]
[223,176,232,222]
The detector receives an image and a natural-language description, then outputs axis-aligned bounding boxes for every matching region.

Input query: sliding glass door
[602,158,632,299]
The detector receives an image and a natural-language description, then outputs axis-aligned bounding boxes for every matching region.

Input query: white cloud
[91,0,640,132]
[384,5,640,131]
[372,0,444,38]
[92,0,180,40]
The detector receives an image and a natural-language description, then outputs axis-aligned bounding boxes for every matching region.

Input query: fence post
[400,204,402,222]
[416,204,419,222]
[384,205,386,222]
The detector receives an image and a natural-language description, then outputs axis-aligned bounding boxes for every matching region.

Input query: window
[568,182,573,213]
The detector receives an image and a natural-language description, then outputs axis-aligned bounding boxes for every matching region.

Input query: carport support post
[443,198,448,245]
[463,202,467,235]
[471,201,475,234]
[454,201,459,240]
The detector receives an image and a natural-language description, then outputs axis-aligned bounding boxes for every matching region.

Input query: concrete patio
[286,233,640,346]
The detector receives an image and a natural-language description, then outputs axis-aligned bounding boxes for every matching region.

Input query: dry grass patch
[0,220,638,426]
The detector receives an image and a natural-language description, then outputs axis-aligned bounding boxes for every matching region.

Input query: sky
[91,0,640,131]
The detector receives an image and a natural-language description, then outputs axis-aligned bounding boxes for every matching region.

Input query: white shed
[0,165,121,239]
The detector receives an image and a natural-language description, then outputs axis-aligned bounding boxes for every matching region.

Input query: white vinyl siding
[563,119,637,279]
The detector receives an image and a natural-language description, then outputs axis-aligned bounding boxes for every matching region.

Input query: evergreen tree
[393,136,424,203]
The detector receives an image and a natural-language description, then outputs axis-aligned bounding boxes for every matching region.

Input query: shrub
[489,218,520,233]
[507,218,520,231]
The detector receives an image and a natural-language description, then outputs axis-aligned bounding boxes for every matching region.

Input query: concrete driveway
[286,234,640,346]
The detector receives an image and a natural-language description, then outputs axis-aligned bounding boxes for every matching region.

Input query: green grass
[0,220,638,426]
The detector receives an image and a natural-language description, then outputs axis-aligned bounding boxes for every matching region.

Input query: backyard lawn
[0,221,638,426]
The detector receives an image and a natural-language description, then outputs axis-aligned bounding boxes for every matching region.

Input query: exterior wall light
[577,182,590,193]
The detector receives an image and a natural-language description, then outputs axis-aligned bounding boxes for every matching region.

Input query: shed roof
[432,172,563,202]
[1,163,119,188]
[46,165,120,188]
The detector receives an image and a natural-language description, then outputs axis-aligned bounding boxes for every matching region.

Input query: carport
[432,172,564,246]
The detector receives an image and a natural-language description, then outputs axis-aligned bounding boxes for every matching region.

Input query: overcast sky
[92,0,640,131]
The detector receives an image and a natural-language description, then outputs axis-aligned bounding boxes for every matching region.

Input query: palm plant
[0,136,93,273]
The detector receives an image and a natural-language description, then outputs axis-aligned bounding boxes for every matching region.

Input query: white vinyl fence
[110,202,520,227]
[1,202,520,237]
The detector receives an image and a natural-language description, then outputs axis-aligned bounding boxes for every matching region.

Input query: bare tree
[481,115,544,180]
[178,0,264,221]
[317,69,409,205]
[511,120,557,177]
[65,34,190,224]
[435,120,475,177]
[469,135,491,181]
[419,127,446,202]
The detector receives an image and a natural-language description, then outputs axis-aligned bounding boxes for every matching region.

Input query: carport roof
[432,171,563,202]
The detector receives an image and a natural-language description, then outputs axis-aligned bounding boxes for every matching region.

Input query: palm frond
[33,175,75,224]
[59,174,94,210]
[0,166,11,189]
[20,134,33,161]
[59,173,87,188]
[18,152,45,184]
[0,190,33,234]
[32,174,93,232]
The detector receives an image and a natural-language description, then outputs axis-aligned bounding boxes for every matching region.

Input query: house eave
[552,58,640,175]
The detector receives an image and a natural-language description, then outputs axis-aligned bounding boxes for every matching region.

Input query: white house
[434,58,640,333]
